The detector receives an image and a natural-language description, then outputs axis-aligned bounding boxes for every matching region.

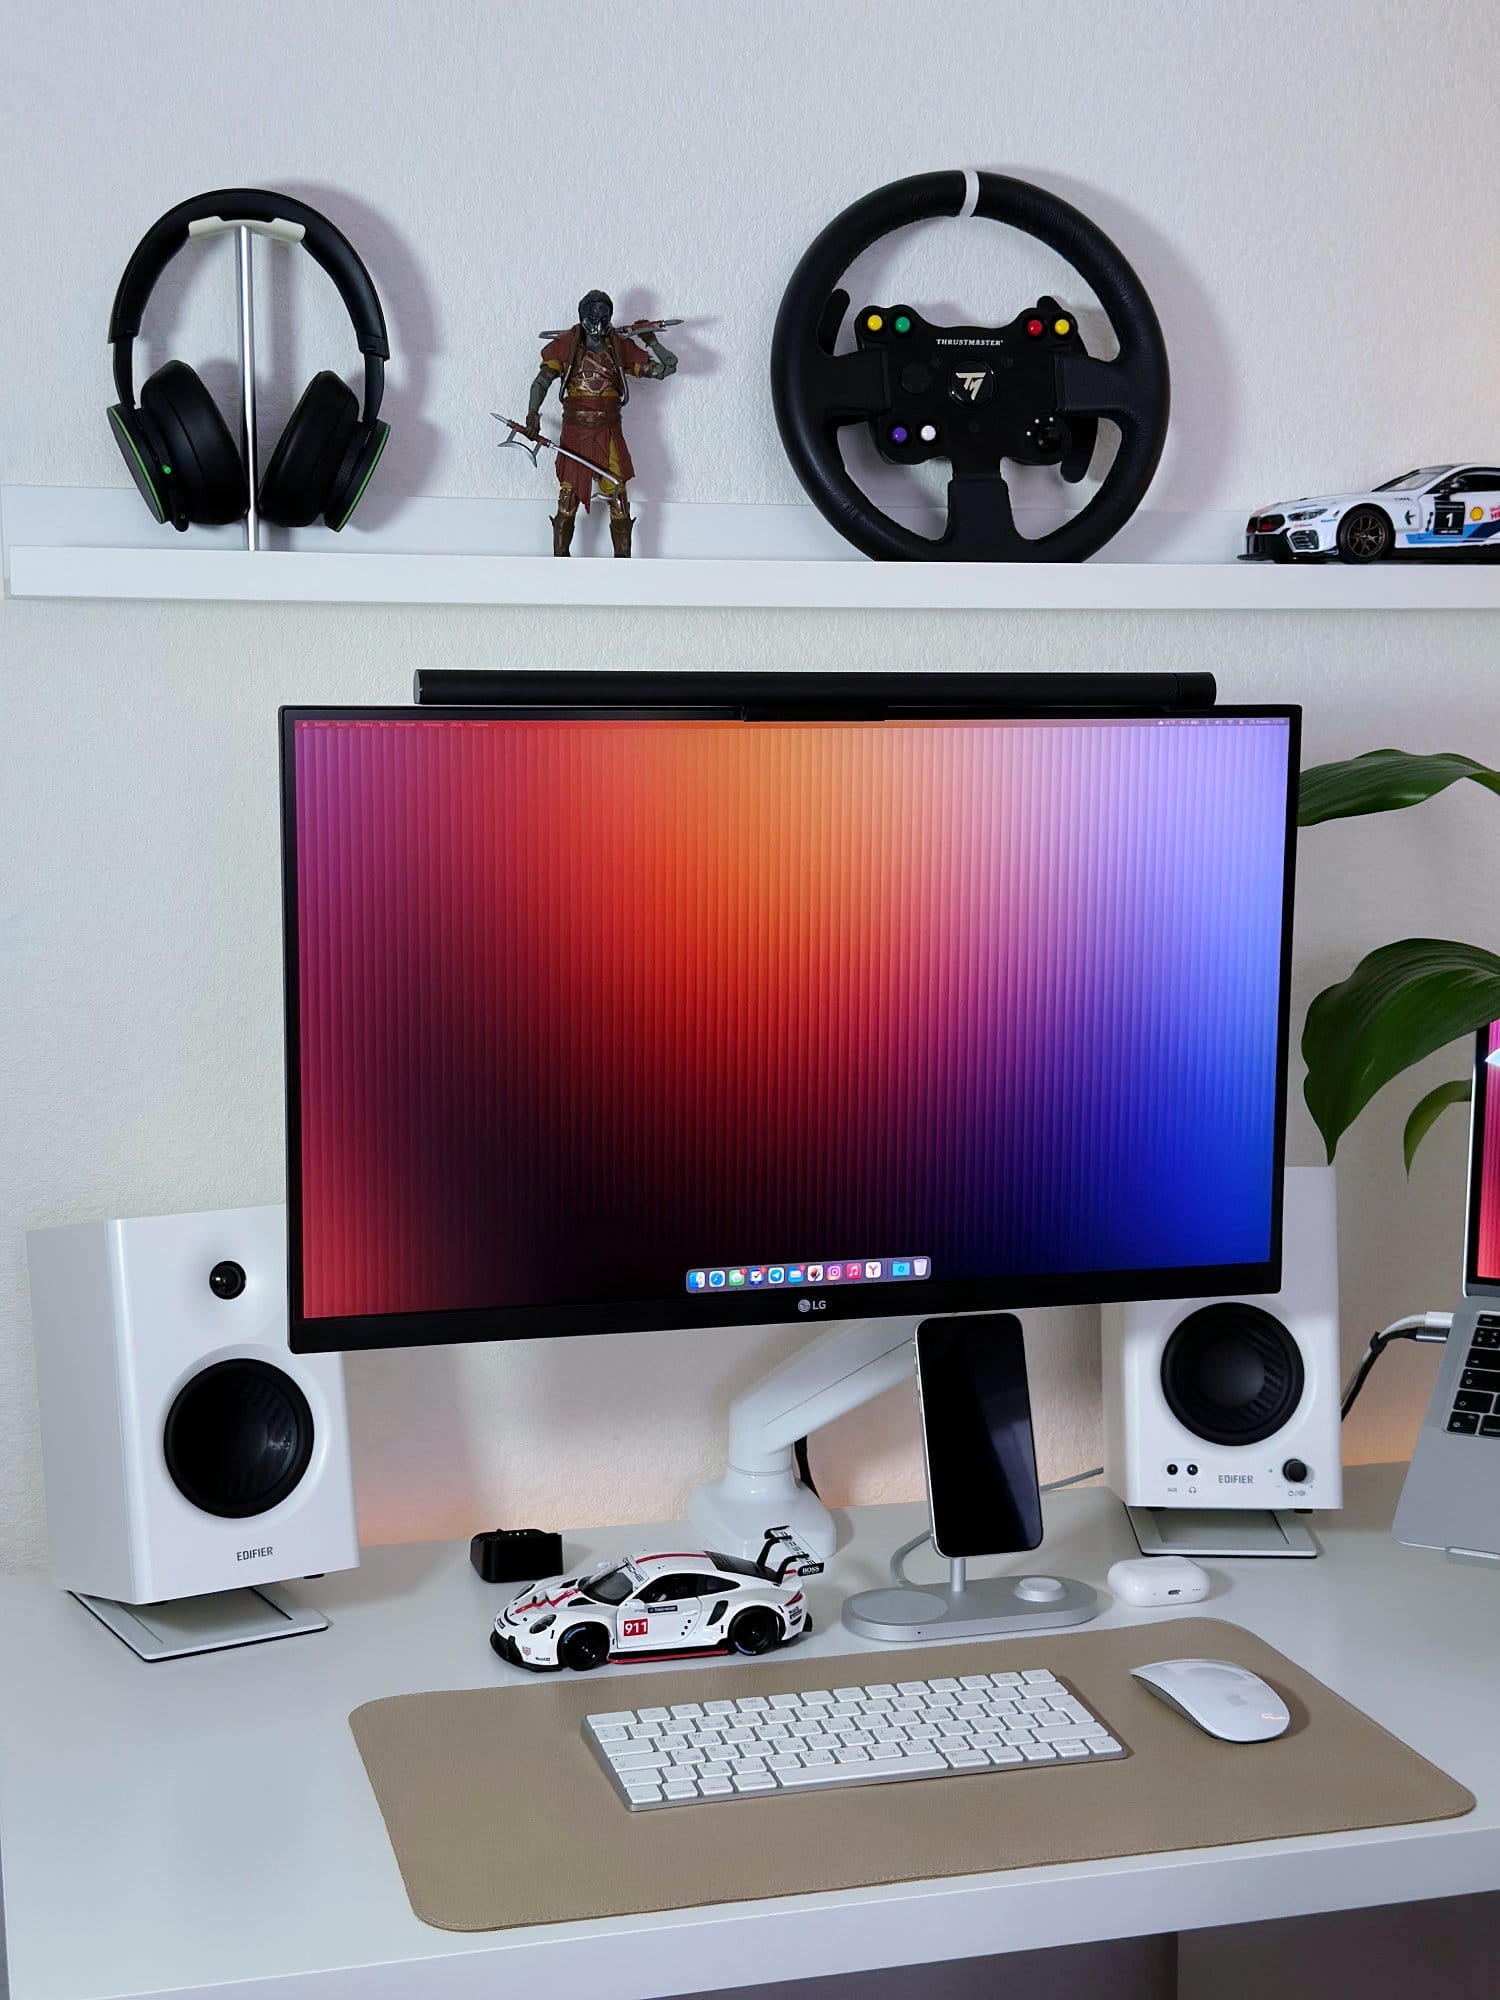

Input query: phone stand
[842,1543,1100,1643]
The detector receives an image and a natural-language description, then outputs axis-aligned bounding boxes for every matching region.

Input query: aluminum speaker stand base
[73,1583,329,1660]
[1127,1505,1320,1559]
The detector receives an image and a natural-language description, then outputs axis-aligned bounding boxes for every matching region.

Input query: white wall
[4,1,1500,1570]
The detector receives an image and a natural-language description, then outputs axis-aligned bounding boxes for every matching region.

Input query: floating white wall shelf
[7,485,1500,610]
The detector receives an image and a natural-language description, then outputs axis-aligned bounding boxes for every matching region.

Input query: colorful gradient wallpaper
[1474,1022,1500,1284]
[290,715,1292,1325]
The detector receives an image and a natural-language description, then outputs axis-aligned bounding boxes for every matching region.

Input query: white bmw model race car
[1245,463,1500,562]
[490,1530,822,1673]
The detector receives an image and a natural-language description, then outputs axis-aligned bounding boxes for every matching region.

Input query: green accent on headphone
[108,406,166,523]
[329,424,389,530]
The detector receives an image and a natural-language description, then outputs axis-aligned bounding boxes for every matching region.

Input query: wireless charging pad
[842,1572,1099,1643]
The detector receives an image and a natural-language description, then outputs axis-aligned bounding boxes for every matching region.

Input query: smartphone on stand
[914,1314,1044,1559]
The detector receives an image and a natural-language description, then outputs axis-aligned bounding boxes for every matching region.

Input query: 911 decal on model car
[1245,464,1500,562]
[490,1528,822,1673]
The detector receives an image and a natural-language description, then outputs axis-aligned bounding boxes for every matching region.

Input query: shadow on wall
[281,181,442,528]
[513,1317,818,1524]
[600,284,719,560]
[1010,163,1237,513]
[341,1316,845,1547]
[343,1343,481,1547]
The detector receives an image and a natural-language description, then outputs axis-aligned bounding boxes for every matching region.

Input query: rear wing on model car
[758,1525,825,1585]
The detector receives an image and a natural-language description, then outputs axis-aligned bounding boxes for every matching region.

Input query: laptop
[1393,1022,1500,1563]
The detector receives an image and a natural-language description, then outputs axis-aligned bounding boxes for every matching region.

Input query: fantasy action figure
[496,291,680,556]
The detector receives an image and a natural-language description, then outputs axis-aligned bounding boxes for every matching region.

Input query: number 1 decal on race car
[1431,499,1466,537]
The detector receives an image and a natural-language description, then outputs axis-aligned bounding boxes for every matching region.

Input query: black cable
[1341,1335,1400,1419]
[1341,1313,1451,1420]
[793,1434,818,1497]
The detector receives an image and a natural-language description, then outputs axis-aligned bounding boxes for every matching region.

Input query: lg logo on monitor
[798,1298,828,1313]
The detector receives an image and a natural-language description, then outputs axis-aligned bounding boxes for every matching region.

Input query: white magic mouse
[1131,1658,1290,1743]
[1106,1555,1211,1608]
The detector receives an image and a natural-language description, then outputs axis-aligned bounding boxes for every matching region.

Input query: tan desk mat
[349,1616,1472,1933]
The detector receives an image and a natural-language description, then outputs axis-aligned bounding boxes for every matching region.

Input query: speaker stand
[73,1584,329,1661]
[1127,1506,1320,1560]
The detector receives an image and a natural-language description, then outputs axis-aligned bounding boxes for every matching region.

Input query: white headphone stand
[183,214,269,550]
[235,223,260,552]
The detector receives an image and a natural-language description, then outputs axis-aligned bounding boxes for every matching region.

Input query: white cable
[1041,1464,1104,1494]
[890,1530,932,1586]
[1408,1311,1451,1335]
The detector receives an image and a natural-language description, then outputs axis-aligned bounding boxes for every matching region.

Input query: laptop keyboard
[1446,1315,1500,1437]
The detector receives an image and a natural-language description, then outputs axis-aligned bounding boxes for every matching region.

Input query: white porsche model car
[490,1532,821,1673]
[1245,463,1500,562]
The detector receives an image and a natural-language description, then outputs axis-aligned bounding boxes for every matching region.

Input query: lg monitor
[281,676,1298,1361]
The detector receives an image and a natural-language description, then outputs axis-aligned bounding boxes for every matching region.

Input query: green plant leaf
[1302,938,1500,1159]
[1402,1075,1472,1174]
[1298,748,1500,826]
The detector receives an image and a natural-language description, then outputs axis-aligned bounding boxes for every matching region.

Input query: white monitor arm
[688,1318,919,1559]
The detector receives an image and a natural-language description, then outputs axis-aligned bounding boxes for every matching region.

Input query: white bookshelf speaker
[26,1205,358,1646]
[1102,1167,1342,1537]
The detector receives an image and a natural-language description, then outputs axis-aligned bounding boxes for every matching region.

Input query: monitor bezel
[281,688,1300,1354]
[1464,1026,1500,1296]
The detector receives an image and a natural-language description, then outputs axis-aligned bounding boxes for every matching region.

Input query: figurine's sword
[492,413,622,488]
[535,317,684,343]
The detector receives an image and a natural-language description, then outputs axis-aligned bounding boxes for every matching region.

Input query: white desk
[1,1463,1495,2000]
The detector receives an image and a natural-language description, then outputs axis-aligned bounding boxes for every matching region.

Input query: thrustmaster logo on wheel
[949,365,996,407]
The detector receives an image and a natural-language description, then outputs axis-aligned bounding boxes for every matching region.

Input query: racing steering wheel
[771,171,1170,562]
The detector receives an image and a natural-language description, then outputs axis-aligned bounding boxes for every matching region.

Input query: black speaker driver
[1159,1302,1305,1448]
[163,1358,315,1519]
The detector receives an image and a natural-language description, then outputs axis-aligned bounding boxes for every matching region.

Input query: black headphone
[107,189,390,533]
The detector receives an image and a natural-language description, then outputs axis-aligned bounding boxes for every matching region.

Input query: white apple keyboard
[584,1666,1128,1810]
